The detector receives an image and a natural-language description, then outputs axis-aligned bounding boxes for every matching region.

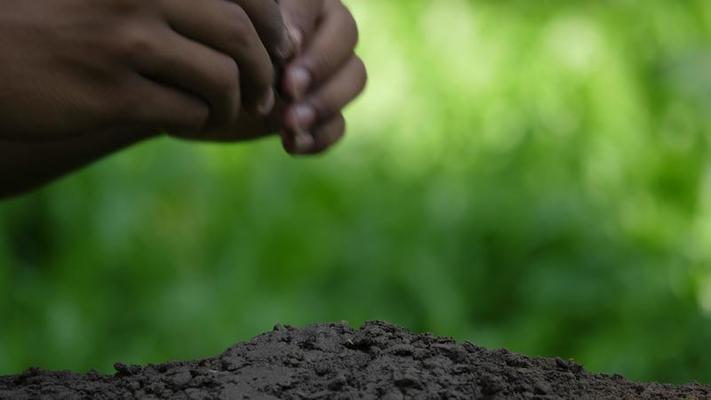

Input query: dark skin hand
[0,0,366,198]
[0,0,293,141]
[0,129,150,198]
[193,0,367,156]
[281,0,367,154]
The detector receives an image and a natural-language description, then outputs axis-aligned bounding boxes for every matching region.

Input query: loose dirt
[1,321,709,399]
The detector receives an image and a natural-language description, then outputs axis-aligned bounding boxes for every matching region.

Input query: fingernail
[291,104,316,130]
[287,67,311,100]
[275,30,295,63]
[257,89,276,116]
[293,129,315,153]
[287,26,303,55]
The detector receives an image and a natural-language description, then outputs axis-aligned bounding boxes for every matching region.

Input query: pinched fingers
[282,0,359,100]
[282,113,346,155]
[294,56,366,124]
[283,55,366,154]
[310,114,346,154]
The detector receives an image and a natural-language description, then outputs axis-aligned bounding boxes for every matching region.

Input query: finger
[278,0,325,50]
[310,113,346,154]
[283,113,346,155]
[132,30,241,129]
[162,0,275,114]
[282,0,358,100]
[119,76,210,135]
[283,56,366,133]
[233,0,295,64]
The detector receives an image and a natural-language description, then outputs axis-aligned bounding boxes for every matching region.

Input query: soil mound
[1,321,709,399]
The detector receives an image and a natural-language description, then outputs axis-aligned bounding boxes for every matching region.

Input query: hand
[193,0,367,155]
[0,0,293,141]
[280,0,367,155]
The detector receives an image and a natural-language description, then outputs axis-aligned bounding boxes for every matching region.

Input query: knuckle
[309,96,331,119]
[313,126,344,154]
[224,6,255,50]
[331,116,347,138]
[251,63,274,90]
[354,57,368,91]
[329,0,358,46]
[304,54,331,82]
[342,8,359,46]
[210,58,241,124]
[114,27,158,63]
[321,121,346,147]
[214,58,241,96]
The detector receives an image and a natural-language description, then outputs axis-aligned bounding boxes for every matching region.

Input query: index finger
[233,0,295,64]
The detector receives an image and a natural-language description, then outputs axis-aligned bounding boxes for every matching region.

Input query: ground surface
[1,321,709,399]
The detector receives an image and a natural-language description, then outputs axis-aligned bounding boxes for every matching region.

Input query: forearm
[0,129,156,199]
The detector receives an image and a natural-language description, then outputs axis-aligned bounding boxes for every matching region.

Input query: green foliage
[1,0,710,384]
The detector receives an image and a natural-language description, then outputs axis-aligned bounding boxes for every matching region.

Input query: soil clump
[1,321,709,399]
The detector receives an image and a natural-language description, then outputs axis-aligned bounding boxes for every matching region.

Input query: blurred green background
[1,0,711,385]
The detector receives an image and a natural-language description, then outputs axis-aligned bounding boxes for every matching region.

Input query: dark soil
[1,321,709,399]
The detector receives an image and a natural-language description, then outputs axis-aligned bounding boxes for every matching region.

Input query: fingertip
[285,103,317,132]
[287,25,304,55]
[294,129,316,153]
[281,112,346,156]
[256,89,276,116]
[283,66,312,101]
[314,114,346,149]
[273,28,296,64]
[281,128,315,155]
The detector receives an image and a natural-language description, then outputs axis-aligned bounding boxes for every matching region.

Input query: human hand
[193,0,366,155]
[279,0,367,155]
[0,0,292,141]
